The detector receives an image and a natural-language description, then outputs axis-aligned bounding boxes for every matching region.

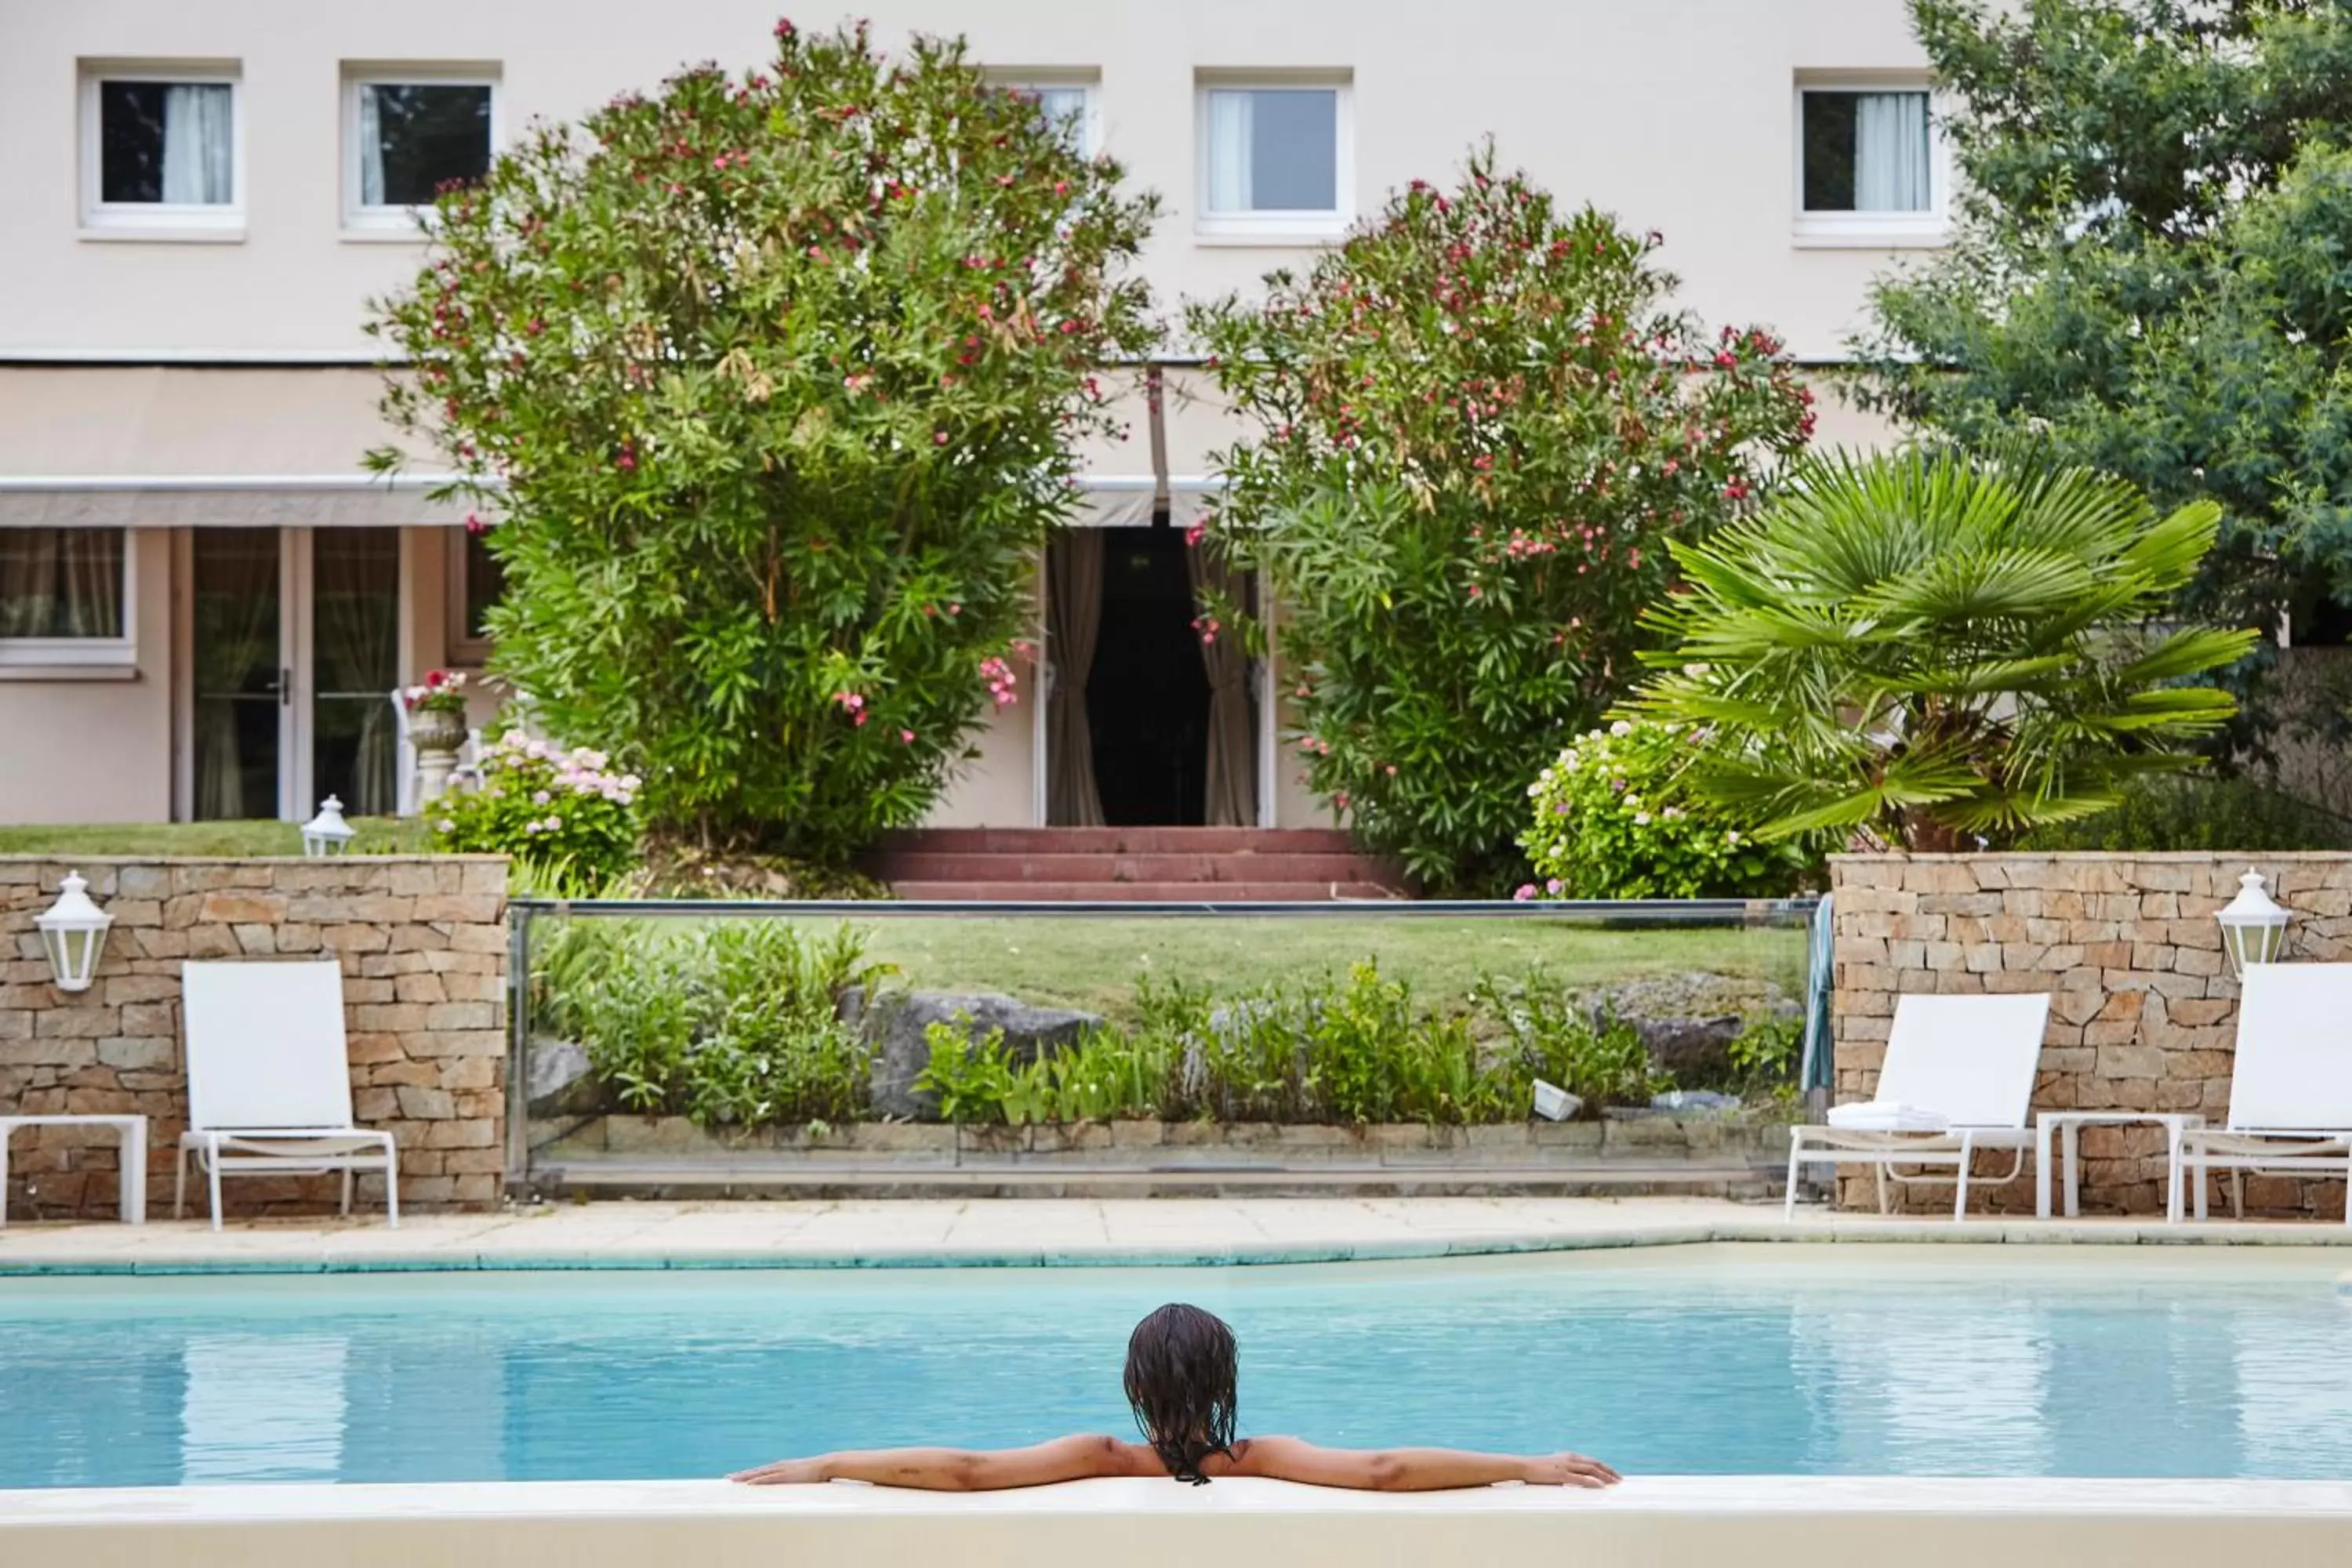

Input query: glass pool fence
[504,896,1830,1187]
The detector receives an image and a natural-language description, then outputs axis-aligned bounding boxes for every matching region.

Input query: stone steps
[885,880,1403,902]
[862,827,1407,902]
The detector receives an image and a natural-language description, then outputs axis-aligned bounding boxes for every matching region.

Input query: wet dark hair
[1123,1303,1238,1485]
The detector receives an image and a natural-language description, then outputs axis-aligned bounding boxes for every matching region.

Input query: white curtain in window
[1854,92,1929,212]
[358,85,387,206]
[1206,90,1254,212]
[162,83,234,205]
[0,529,122,638]
[1030,87,1086,149]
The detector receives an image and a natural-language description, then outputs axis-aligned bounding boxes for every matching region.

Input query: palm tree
[1633,448,2256,851]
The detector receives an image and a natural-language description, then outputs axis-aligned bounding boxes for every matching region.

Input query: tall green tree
[1190,147,1813,894]
[369,20,1159,856]
[1635,448,2256,851]
[1856,0,2352,648]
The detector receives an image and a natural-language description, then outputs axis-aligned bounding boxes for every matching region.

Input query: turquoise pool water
[0,1254,2347,1488]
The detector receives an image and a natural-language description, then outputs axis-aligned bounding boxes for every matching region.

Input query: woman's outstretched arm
[731,1434,1149,1491]
[1229,1436,1620,1491]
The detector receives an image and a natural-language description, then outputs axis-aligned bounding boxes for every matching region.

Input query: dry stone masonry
[1,856,507,1219]
[1829,852,2351,1218]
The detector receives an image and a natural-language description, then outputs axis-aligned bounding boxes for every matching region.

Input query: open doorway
[1087,528,1210,825]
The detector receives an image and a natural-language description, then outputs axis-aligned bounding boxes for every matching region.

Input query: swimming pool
[1,1249,2347,1489]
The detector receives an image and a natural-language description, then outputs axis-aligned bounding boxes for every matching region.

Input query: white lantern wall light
[33,871,113,993]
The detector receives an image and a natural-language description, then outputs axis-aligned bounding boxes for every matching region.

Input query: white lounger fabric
[1826,1102,1951,1134]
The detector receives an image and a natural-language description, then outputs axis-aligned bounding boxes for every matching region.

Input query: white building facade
[0,0,1929,828]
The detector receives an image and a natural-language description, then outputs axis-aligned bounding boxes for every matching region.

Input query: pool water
[1,1253,2347,1488]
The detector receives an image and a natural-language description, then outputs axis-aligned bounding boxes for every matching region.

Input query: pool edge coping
[5,1219,2351,1276]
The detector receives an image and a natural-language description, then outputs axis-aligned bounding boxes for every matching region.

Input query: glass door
[190,528,285,820]
[310,528,401,815]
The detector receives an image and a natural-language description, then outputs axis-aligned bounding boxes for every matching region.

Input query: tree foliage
[1634,448,2256,851]
[369,20,1160,856]
[1855,0,2352,642]
[1189,147,1813,893]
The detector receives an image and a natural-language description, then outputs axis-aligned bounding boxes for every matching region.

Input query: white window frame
[78,63,245,242]
[0,527,138,673]
[341,66,502,238]
[445,528,499,668]
[1193,72,1353,245]
[987,71,1102,159]
[1791,74,1949,249]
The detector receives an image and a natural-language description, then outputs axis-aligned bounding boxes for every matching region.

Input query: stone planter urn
[409,706,467,804]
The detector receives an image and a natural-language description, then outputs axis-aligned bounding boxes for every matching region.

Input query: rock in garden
[861,991,1104,1120]
[525,1037,603,1118]
[1650,1089,1742,1115]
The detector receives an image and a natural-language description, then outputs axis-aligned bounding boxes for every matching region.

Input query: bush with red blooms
[368,20,1159,858]
[1187,146,1813,892]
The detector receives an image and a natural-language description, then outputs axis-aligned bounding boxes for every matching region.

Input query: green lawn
[0,819,428,857]
[543,910,1806,1025]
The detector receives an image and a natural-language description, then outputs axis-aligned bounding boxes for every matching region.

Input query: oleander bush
[369,19,1160,860]
[1187,145,1814,893]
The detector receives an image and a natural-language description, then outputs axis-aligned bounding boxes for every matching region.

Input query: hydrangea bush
[1518,718,1808,900]
[432,731,644,890]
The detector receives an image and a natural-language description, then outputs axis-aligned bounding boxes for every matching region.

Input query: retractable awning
[0,364,1223,528]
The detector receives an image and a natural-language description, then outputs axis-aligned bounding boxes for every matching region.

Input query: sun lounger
[1784,992,2051,1221]
[174,960,398,1231]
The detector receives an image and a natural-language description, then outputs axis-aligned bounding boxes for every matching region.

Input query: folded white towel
[1826,1101,1950,1134]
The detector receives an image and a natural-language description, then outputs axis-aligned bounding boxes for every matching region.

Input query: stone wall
[1,857,507,1220]
[1830,853,2351,1218]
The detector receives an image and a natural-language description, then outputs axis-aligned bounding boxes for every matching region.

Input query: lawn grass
[541,910,1807,1025]
[0,818,428,858]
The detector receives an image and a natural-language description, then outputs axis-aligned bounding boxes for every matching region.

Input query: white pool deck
[2,1196,2350,1272]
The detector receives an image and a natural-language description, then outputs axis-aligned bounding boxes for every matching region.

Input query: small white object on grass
[1532,1080,1581,1122]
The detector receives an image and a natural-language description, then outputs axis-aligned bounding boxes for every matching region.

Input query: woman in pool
[730,1301,1621,1493]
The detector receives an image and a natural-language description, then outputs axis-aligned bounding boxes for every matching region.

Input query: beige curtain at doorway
[1187,541,1258,828]
[1047,532,1105,826]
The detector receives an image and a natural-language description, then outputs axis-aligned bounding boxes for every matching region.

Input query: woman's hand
[1523,1452,1621,1488]
[729,1457,826,1485]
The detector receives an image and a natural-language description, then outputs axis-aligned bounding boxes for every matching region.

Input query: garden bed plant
[532,919,1801,1131]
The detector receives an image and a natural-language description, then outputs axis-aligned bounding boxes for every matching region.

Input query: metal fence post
[504,901,533,1201]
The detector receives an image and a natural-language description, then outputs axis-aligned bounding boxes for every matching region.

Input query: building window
[1795,82,1942,245]
[0,528,134,668]
[447,528,505,666]
[996,79,1098,157]
[347,73,496,230]
[81,66,241,236]
[1196,77,1351,240]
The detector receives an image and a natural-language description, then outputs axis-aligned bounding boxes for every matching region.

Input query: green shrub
[1472,972,1663,1116]
[369,20,1160,860]
[1187,146,1813,894]
[916,1020,1173,1125]
[1722,1014,1803,1105]
[563,920,892,1126]
[2019,775,2352,853]
[1519,718,1813,899]
[433,730,641,891]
